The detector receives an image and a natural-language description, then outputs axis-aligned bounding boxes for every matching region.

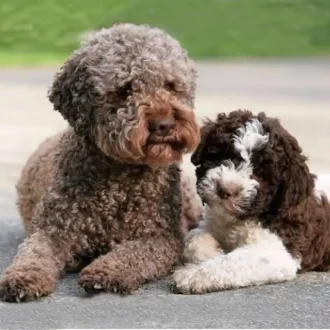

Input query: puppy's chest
[207,211,261,252]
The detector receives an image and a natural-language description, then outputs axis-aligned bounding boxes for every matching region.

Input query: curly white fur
[174,206,301,294]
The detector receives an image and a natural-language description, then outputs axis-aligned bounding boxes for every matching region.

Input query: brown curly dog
[172,110,330,294]
[0,23,201,302]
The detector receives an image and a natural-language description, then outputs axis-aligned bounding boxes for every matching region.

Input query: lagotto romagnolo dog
[0,23,202,302]
[172,109,330,294]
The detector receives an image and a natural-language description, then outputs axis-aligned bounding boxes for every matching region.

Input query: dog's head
[48,23,199,166]
[191,110,315,219]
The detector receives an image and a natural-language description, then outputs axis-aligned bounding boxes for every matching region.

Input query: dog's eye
[118,82,132,96]
[164,81,176,92]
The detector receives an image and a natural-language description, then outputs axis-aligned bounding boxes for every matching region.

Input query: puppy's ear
[191,120,213,166]
[191,132,205,166]
[259,113,315,208]
[48,54,98,136]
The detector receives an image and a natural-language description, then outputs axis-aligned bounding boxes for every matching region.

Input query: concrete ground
[1,60,330,328]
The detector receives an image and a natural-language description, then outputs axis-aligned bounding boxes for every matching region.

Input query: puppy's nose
[149,117,175,136]
[217,185,240,199]
[217,188,232,200]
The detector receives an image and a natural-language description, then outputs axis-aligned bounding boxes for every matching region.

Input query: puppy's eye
[207,146,219,154]
[164,81,176,91]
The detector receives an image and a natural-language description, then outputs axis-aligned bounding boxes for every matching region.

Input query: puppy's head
[191,110,315,219]
[48,23,199,166]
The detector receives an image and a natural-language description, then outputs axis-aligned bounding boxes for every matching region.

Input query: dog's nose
[149,117,175,136]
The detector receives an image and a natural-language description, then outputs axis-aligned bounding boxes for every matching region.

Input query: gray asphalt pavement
[1,61,330,329]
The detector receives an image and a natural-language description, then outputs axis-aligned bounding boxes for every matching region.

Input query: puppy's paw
[78,266,139,295]
[171,264,209,295]
[0,266,56,302]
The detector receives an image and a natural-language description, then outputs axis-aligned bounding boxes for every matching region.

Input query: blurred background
[1,0,330,63]
[1,0,330,218]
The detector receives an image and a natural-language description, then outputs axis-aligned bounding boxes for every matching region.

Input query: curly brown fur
[0,24,200,302]
[172,110,330,294]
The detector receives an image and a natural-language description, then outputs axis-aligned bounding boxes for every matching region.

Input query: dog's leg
[0,232,67,302]
[180,171,203,234]
[79,232,181,294]
[183,226,223,263]
[173,230,300,294]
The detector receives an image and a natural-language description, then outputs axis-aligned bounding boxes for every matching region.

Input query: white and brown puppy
[172,110,330,294]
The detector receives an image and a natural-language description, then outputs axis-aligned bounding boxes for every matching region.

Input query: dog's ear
[258,113,315,209]
[48,54,98,136]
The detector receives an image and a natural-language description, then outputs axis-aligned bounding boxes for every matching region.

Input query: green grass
[1,0,330,66]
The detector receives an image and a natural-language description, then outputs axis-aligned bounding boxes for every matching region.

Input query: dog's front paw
[0,266,56,302]
[79,266,139,295]
[171,264,210,295]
